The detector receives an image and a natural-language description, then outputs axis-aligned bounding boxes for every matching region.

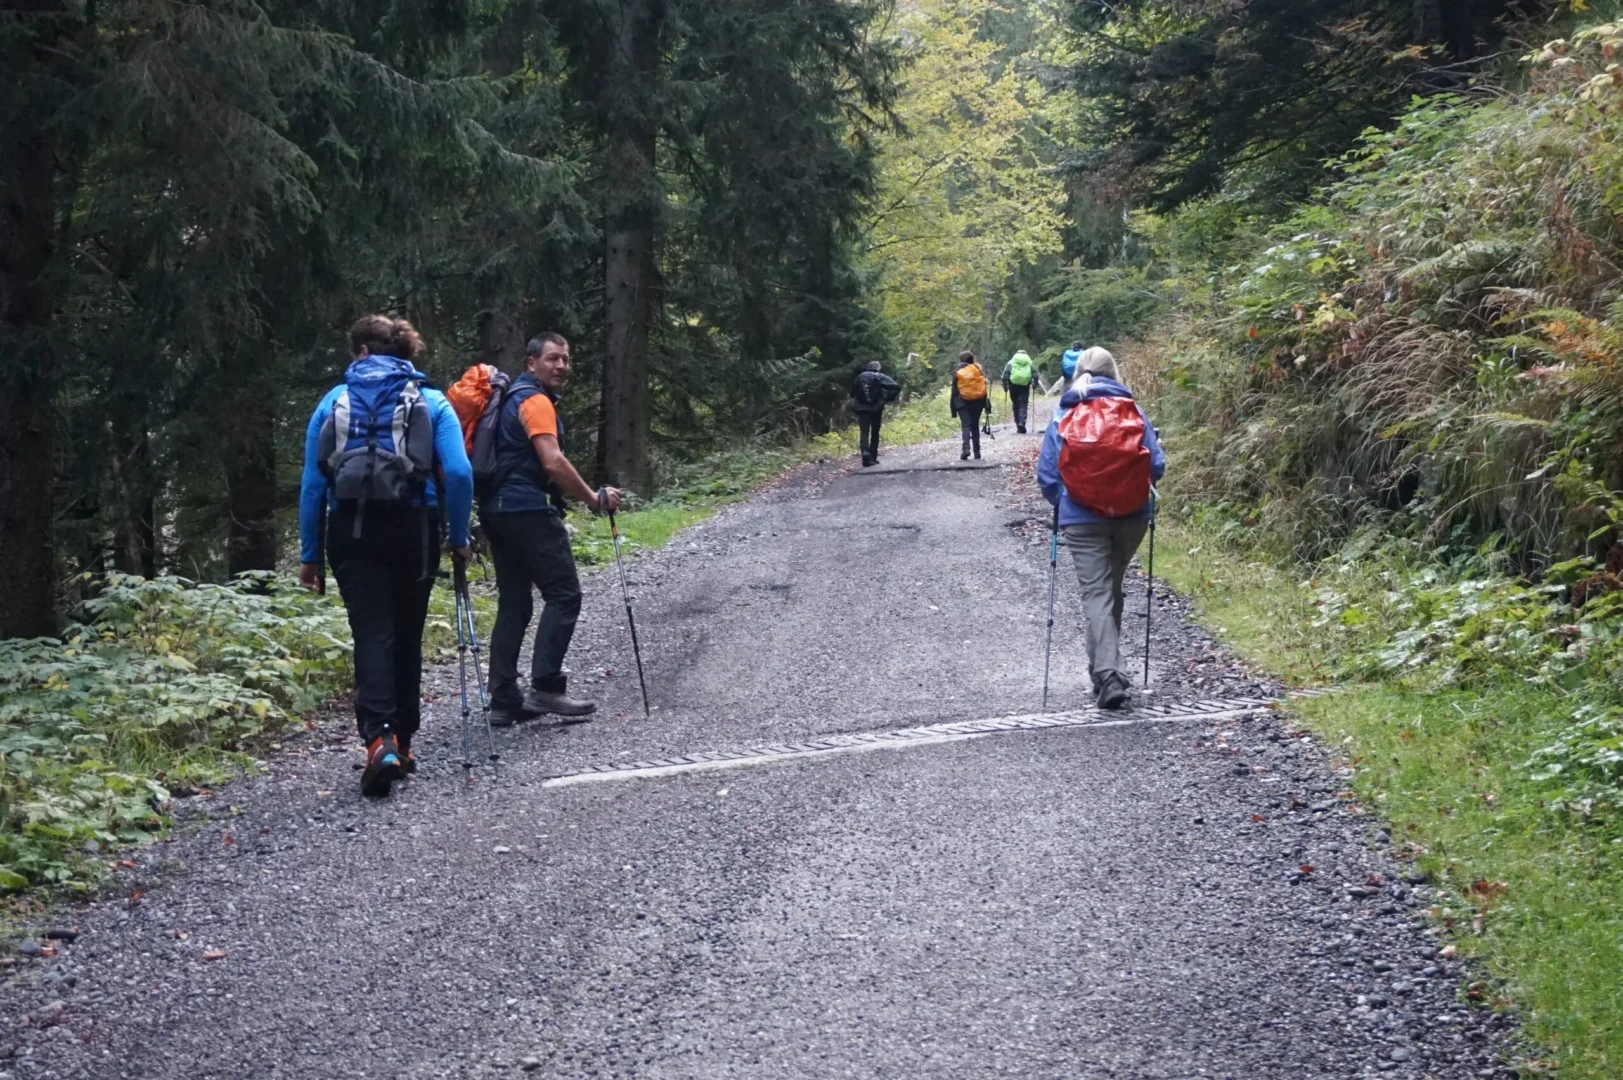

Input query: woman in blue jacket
[298,315,473,797]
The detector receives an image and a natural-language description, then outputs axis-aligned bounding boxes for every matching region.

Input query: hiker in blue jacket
[1037,347,1166,711]
[1060,340,1084,395]
[298,315,474,797]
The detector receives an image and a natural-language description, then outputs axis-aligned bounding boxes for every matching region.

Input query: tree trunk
[597,0,663,496]
[1412,0,1443,47]
[221,353,280,576]
[226,416,278,576]
[0,61,64,638]
[107,419,158,578]
[601,216,656,492]
[480,307,528,375]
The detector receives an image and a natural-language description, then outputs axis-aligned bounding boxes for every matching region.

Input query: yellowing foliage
[865,0,1066,358]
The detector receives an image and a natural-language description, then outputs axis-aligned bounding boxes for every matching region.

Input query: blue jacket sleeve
[1139,406,1167,482]
[1037,418,1063,507]
[429,391,473,548]
[298,390,339,565]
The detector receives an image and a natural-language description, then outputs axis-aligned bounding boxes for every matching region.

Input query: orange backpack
[954,363,988,401]
[447,364,518,497]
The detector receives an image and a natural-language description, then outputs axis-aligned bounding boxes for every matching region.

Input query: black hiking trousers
[958,400,986,458]
[1008,383,1031,431]
[857,410,883,464]
[481,509,581,706]
[328,504,439,745]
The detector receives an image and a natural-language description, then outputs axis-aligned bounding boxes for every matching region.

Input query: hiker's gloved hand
[298,562,322,594]
[596,486,623,515]
[450,544,472,568]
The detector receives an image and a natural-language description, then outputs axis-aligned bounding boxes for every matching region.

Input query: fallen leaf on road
[201,950,227,961]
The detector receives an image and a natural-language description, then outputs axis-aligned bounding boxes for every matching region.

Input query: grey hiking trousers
[1061,517,1150,686]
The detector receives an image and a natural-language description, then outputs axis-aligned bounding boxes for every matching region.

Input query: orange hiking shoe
[398,733,417,775]
[361,734,405,798]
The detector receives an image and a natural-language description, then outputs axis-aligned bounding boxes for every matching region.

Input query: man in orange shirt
[481,333,621,724]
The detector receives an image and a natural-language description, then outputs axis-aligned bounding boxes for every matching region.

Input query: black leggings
[857,411,883,462]
[328,505,438,744]
[959,401,985,457]
[1008,384,1030,429]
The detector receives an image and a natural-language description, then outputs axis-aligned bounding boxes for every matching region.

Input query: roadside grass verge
[1158,514,1623,1079]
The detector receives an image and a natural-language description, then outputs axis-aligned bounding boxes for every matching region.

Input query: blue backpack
[317,356,435,530]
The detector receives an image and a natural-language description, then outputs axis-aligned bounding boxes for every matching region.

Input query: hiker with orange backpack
[447,333,621,727]
[298,316,473,797]
[1036,347,1165,711]
[950,350,993,460]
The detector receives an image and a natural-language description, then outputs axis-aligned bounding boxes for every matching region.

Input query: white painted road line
[543,697,1280,788]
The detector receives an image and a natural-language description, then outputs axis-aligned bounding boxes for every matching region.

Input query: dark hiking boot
[488,701,531,728]
[524,688,596,723]
[861,456,874,468]
[361,734,405,798]
[1096,672,1129,712]
[961,452,970,461]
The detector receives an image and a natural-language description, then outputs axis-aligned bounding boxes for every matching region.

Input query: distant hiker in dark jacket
[950,350,992,461]
[851,361,901,467]
[1036,347,1166,711]
[479,333,622,727]
[299,315,473,797]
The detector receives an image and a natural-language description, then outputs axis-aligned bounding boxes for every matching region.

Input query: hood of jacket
[343,354,432,387]
[1058,375,1132,411]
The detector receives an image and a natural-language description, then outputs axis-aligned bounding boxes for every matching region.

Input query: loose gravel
[0,405,1520,1079]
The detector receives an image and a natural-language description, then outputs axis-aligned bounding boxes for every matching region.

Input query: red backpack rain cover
[1056,395,1152,517]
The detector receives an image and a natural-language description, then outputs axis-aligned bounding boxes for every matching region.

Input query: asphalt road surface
[0,414,1518,1079]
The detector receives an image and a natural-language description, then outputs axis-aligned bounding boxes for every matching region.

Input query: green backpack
[1007,351,1034,386]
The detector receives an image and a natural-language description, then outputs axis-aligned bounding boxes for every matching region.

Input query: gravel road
[0,409,1518,1078]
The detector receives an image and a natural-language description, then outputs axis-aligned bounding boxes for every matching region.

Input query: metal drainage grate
[543,693,1292,788]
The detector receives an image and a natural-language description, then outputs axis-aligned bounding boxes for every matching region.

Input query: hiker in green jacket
[1000,349,1037,433]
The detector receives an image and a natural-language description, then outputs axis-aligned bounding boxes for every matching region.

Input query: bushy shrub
[0,573,350,893]
[1152,28,1623,569]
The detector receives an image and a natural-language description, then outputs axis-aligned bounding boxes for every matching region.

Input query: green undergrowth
[1159,510,1623,1078]
[0,573,351,904]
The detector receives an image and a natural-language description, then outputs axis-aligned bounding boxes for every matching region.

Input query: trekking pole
[1042,502,1059,711]
[1144,488,1157,689]
[455,559,498,767]
[452,572,476,783]
[607,506,652,718]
